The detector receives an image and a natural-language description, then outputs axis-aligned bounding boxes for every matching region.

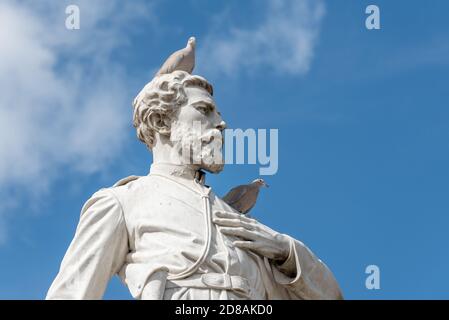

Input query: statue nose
[216,120,226,131]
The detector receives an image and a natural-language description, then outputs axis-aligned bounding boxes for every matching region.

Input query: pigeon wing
[222,185,248,207]
[156,49,186,76]
[239,187,259,214]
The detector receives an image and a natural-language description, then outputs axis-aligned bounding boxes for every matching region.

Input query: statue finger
[212,217,255,230]
[215,211,256,224]
[220,227,257,240]
[233,241,257,250]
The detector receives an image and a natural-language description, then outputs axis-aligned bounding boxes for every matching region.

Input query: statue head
[132,70,226,173]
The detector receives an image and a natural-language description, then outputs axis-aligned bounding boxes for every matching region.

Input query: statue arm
[46,189,128,300]
[270,236,343,300]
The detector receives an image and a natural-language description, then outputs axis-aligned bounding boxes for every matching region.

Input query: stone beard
[170,120,225,174]
[46,70,343,300]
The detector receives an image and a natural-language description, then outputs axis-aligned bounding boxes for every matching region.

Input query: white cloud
[198,0,325,76]
[0,0,154,242]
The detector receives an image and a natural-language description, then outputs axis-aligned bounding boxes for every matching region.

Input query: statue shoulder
[99,175,146,209]
[108,175,156,200]
[105,174,162,204]
[112,175,143,187]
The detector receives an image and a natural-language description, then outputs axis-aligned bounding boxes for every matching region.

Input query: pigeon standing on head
[222,179,269,215]
[155,36,196,76]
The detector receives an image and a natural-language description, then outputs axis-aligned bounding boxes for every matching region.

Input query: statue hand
[213,211,290,262]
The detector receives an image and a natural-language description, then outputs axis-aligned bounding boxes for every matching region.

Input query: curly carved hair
[132,70,213,149]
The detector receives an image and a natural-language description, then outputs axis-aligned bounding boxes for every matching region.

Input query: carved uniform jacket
[46,164,343,300]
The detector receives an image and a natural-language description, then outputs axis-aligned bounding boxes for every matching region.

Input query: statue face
[169,86,226,173]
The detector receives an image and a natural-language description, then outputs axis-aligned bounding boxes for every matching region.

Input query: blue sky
[0,0,448,299]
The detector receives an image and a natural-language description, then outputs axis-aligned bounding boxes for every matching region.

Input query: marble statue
[46,38,343,300]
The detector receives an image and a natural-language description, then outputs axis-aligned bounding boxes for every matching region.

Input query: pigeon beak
[264,182,269,188]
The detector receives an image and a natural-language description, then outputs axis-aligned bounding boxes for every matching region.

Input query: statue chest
[129,191,208,250]
[121,177,235,253]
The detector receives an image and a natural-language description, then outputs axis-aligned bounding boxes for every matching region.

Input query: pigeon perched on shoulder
[155,37,196,76]
[222,179,269,215]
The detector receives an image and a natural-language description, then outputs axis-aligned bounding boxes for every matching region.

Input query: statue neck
[150,162,203,180]
[150,135,205,184]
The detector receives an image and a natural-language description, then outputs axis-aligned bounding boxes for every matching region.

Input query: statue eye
[195,105,210,114]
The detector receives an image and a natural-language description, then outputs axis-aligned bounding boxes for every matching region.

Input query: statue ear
[149,111,171,135]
